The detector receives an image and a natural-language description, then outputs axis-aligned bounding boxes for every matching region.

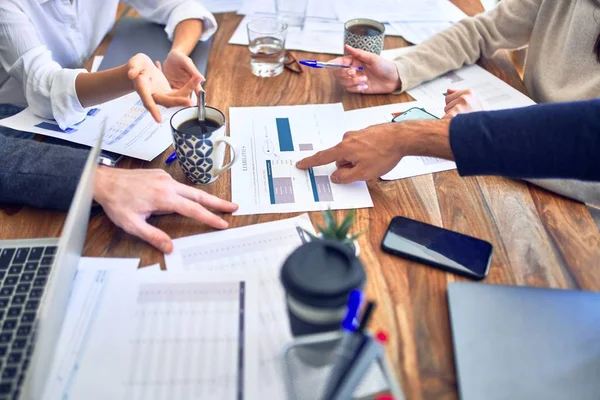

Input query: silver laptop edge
[20,130,104,400]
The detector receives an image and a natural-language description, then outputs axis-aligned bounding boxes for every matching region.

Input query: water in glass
[249,36,285,77]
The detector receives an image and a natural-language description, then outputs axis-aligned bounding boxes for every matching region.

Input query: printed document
[165,214,315,399]
[229,104,373,215]
[45,268,259,399]
[344,102,456,180]
[333,0,466,22]
[406,64,536,110]
[0,92,175,161]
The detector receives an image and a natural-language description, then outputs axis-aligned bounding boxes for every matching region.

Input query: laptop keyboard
[0,245,55,399]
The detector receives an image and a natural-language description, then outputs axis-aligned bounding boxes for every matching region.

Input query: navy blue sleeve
[449,99,600,181]
[0,136,88,210]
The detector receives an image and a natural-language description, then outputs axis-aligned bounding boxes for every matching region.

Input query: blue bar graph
[87,108,100,116]
[308,168,319,202]
[276,118,294,152]
[266,160,276,204]
[35,122,77,134]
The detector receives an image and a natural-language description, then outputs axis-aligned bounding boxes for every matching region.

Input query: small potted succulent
[304,209,362,256]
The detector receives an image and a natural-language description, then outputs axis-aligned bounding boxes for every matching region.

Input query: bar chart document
[229,104,373,215]
[50,272,259,400]
[165,214,316,399]
[406,64,536,111]
[343,102,456,181]
[0,92,175,161]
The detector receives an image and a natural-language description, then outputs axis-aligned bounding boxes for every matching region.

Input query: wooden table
[2,2,599,399]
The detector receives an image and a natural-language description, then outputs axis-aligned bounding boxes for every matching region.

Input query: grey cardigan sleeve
[0,136,89,210]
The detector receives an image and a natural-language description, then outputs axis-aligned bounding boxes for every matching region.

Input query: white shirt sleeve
[123,0,218,41]
[0,4,88,129]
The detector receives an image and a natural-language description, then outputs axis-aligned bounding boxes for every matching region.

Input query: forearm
[171,19,204,55]
[395,0,540,92]
[398,119,454,160]
[0,137,88,210]
[75,65,134,108]
[449,99,600,180]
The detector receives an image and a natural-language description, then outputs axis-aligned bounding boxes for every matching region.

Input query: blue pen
[165,151,177,164]
[342,289,365,331]
[299,60,364,71]
[322,290,365,399]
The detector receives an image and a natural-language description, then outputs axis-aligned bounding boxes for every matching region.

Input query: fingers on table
[175,184,238,213]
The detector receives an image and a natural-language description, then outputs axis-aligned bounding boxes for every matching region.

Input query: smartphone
[391,107,439,123]
[381,216,493,280]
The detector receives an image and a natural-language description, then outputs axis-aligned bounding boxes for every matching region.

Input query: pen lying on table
[299,60,364,71]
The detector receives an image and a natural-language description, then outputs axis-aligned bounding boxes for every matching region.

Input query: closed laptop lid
[448,283,600,400]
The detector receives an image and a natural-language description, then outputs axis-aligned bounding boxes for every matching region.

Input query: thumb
[446,88,456,95]
[344,45,376,65]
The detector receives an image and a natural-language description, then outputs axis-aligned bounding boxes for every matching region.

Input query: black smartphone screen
[381,216,493,279]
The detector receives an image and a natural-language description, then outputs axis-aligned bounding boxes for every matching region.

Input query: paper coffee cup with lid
[280,240,366,337]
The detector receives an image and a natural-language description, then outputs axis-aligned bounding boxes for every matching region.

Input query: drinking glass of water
[247,17,288,78]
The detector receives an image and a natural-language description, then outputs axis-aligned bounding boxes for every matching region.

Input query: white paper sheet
[43,257,141,399]
[381,46,416,60]
[333,0,466,23]
[407,64,536,111]
[138,263,163,272]
[0,92,176,161]
[229,103,373,215]
[230,14,345,55]
[90,55,104,73]
[389,21,454,44]
[165,214,315,399]
[204,0,243,13]
[46,270,259,399]
[343,102,456,181]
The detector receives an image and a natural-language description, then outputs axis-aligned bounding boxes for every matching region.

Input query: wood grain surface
[1,2,599,399]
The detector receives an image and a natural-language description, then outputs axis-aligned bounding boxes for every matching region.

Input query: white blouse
[0,0,217,129]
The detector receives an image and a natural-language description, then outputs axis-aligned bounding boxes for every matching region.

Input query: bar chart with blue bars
[275,118,314,152]
[34,108,100,134]
[266,159,334,205]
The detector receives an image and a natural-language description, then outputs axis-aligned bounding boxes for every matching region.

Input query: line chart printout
[229,104,373,215]
[0,92,175,161]
[50,272,259,400]
[165,214,316,399]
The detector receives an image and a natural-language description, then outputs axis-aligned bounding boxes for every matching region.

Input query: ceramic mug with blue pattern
[170,106,236,185]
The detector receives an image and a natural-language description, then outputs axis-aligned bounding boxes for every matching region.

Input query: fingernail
[296,161,302,168]
[359,84,368,91]
[220,220,228,229]
[331,176,339,184]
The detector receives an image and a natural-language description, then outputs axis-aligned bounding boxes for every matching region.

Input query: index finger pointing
[296,147,342,169]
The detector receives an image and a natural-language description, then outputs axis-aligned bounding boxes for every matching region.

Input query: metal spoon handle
[198,90,206,122]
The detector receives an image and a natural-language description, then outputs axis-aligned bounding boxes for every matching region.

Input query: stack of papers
[229,0,468,54]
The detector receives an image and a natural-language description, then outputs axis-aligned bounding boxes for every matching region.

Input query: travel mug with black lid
[280,240,366,337]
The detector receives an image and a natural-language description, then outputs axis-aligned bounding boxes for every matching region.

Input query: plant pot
[315,233,360,257]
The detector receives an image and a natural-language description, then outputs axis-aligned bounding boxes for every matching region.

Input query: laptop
[448,283,600,400]
[0,131,103,399]
[98,18,213,76]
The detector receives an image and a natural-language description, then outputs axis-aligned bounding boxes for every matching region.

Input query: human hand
[329,45,401,94]
[163,49,205,93]
[442,88,484,119]
[94,167,238,254]
[127,53,198,123]
[296,120,452,184]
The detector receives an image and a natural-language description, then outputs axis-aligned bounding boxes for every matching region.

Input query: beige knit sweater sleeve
[394,0,542,91]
